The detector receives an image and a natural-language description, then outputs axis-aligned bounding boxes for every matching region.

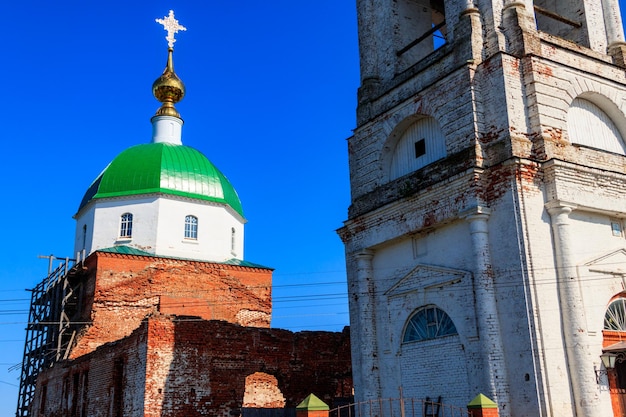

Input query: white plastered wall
[74,194,245,262]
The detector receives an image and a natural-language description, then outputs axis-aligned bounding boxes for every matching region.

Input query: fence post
[467,394,498,417]
[297,394,330,417]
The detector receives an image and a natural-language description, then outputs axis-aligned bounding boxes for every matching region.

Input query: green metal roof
[97,246,154,256]
[78,143,243,217]
[296,394,329,411]
[467,394,498,409]
[96,246,273,269]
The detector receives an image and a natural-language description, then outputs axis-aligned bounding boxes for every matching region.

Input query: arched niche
[567,95,626,155]
[387,116,447,181]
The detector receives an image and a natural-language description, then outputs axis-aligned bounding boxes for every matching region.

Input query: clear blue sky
[1,1,358,413]
[3,1,626,415]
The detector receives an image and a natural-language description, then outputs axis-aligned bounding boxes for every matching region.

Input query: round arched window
[403,306,457,343]
[605,298,626,331]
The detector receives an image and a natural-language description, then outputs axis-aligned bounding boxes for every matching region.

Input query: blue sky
[3,1,626,416]
[1,1,357,413]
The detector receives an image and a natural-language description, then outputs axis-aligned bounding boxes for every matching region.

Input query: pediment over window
[385,264,471,297]
[585,249,626,276]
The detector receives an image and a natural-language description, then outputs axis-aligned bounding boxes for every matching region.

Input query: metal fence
[330,397,470,417]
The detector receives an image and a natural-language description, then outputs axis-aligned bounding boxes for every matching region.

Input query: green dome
[78,143,244,217]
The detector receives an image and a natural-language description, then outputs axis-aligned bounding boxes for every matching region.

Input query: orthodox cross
[156,10,187,48]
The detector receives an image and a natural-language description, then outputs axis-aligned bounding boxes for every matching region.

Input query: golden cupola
[152,48,185,118]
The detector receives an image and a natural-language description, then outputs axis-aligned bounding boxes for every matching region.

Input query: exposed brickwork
[243,372,286,408]
[69,251,272,358]
[32,316,352,417]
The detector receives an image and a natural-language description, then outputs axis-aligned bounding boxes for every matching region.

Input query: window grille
[403,306,457,342]
[185,215,198,239]
[120,213,133,238]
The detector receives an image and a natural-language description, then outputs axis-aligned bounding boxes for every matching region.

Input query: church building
[16,11,352,417]
[339,1,626,416]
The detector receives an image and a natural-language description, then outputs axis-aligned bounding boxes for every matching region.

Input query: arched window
[390,117,446,180]
[567,98,626,155]
[231,227,236,251]
[403,306,457,343]
[120,213,133,238]
[185,215,198,240]
[605,298,626,331]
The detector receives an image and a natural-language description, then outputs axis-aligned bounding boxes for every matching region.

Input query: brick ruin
[24,250,352,417]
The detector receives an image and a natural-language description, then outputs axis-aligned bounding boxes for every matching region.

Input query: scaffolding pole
[15,256,77,417]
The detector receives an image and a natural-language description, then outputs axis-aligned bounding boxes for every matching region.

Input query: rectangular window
[71,373,79,417]
[414,139,426,158]
[80,371,89,417]
[120,213,133,238]
[112,359,124,417]
[611,220,623,237]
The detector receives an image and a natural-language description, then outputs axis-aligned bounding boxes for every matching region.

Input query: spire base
[151,115,183,145]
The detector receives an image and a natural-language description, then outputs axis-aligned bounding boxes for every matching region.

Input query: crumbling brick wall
[69,251,273,359]
[32,315,352,417]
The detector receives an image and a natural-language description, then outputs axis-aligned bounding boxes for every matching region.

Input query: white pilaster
[547,203,600,417]
[464,207,511,415]
[602,0,626,47]
[352,249,381,401]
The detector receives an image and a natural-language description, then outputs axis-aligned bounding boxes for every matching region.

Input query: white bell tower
[340,1,626,416]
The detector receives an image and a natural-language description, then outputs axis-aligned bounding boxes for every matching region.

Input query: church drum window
[119,213,133,238]
[403,306,457,343]
[184,215,198,240]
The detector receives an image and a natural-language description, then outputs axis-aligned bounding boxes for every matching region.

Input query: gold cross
[156,10,186,48]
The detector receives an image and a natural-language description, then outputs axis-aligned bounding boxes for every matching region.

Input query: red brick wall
[155,317,352,416]
[33,315,351,417]
[70,251,273,358]
[33,322,149,417]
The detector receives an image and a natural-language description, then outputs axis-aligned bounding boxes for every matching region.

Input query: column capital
[461,0,479,15]
[545,200,577,216]
[354,249,375,271]
[503,1,527,11]
[461,206,491,220]
[354,249,374,260]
